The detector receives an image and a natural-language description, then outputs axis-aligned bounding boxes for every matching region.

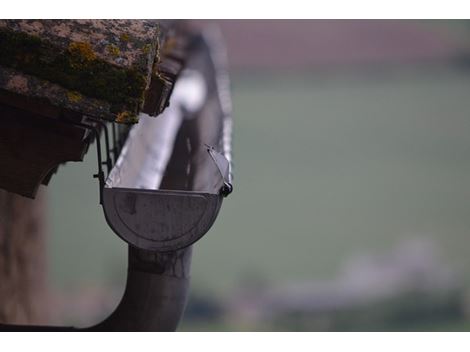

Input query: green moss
[0,28,148,118]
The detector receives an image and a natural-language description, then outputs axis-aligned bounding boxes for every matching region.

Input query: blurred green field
[47,64,470,328]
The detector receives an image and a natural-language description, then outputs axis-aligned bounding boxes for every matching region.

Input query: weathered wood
[0,20,186,124]
[141,28,186,117]
[0,101,89,198]
[0,189,47,325]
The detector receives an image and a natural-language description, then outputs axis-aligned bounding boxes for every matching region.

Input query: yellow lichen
[120,33,130,42]
[67,91,83,103]
[68,42,96,62]
[107,44,120,58]
[142,44,151,55]
[115,111,138,124]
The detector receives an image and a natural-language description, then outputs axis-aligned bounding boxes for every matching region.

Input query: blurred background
[45,20,470,331]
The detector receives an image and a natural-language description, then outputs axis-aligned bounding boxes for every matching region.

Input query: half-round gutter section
[95,28,233,331]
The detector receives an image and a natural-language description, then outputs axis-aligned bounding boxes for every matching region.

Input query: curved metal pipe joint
[95,247,192,331]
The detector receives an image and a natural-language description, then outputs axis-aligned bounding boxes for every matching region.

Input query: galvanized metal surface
[95,246,192,331]
[104,69,207,190]
[102,59,231,252]
[103,188,223,251]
